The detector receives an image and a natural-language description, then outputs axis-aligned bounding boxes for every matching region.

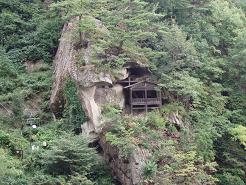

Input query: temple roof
[124,80,160,90]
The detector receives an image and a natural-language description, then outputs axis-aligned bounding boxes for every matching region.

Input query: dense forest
[0,0,245,185]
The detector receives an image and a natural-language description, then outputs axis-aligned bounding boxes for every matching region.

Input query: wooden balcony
[131,98,161,105]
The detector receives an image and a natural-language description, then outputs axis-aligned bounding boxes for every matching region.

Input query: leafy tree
[50,0,94,44]
[27,134,113,184]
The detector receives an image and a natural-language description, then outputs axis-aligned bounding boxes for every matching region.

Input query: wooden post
[130,88,133,114]
[145,85,147,113]
[158,91,161,108]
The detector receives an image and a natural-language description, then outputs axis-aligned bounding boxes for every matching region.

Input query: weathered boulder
[50,19,76,110]
[99,135,151,185]
[50,18,127,137]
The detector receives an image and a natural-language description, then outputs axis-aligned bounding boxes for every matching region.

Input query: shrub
[102,104,122,118]
[68,174,94,185]
[0,130,13,150]
[143,160,158,180]
[146,111,166,129]
[0,130,29,154]
[217,172,245,185]
[0,149,25,185]
[105,131,135,158]
[30,173,65,185]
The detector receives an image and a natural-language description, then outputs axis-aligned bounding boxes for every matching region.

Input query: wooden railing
[131,98,161,105]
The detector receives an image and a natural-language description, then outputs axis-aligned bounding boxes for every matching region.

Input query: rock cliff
[50,18,127,138]
[99,135,151,185]
[50,18,152,184]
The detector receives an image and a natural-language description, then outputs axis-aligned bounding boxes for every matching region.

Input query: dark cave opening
[89,140,104,154]
[127,66,150,77]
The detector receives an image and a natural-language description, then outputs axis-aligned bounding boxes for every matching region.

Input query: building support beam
[130,88,133,114]
[145,88,147,113]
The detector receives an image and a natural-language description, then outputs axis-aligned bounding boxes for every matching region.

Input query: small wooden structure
[124,81,162,113]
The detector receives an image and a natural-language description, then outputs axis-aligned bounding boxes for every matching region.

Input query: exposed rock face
[50,18,155,184]
[50,21,75,118]
[99,136,151,185]
[50,19,127,137]
[167,112,183,126]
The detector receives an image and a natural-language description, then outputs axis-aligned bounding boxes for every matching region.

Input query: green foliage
[0,130,15,150]
[143,160,158,180]
[145,111,166,129]
[29,173,65,185]
[102,104,122,119]
[0,48,19,98]
[161,103,186,115]
[104,111,166,157]
[63,79,87,129]
[11,96,24,128]
[0,0,62,63]
[151,140,218,185]
[68,174,94,185]
[215,134,246,185]
[1,0,246,184]
[217,172,245,185]
[150,0,246,168]
[0,130,28,152]
[105,131,135,158]
[50,0,92,21]
[0,1,115,184]
[26,134,113,184]
[22,121,65,144]
[42,134,99,175]
[230,125,246,149]
[0,149,25,185]
[0,46,53,104]
[105,115,136,157]
[52,0,166,74]
[79,16,98,38]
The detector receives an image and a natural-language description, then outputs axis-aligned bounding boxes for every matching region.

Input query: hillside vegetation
[0,0,245,185]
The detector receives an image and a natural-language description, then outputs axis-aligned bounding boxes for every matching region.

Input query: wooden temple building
[125,81,162,113]
[118,66,162,113]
